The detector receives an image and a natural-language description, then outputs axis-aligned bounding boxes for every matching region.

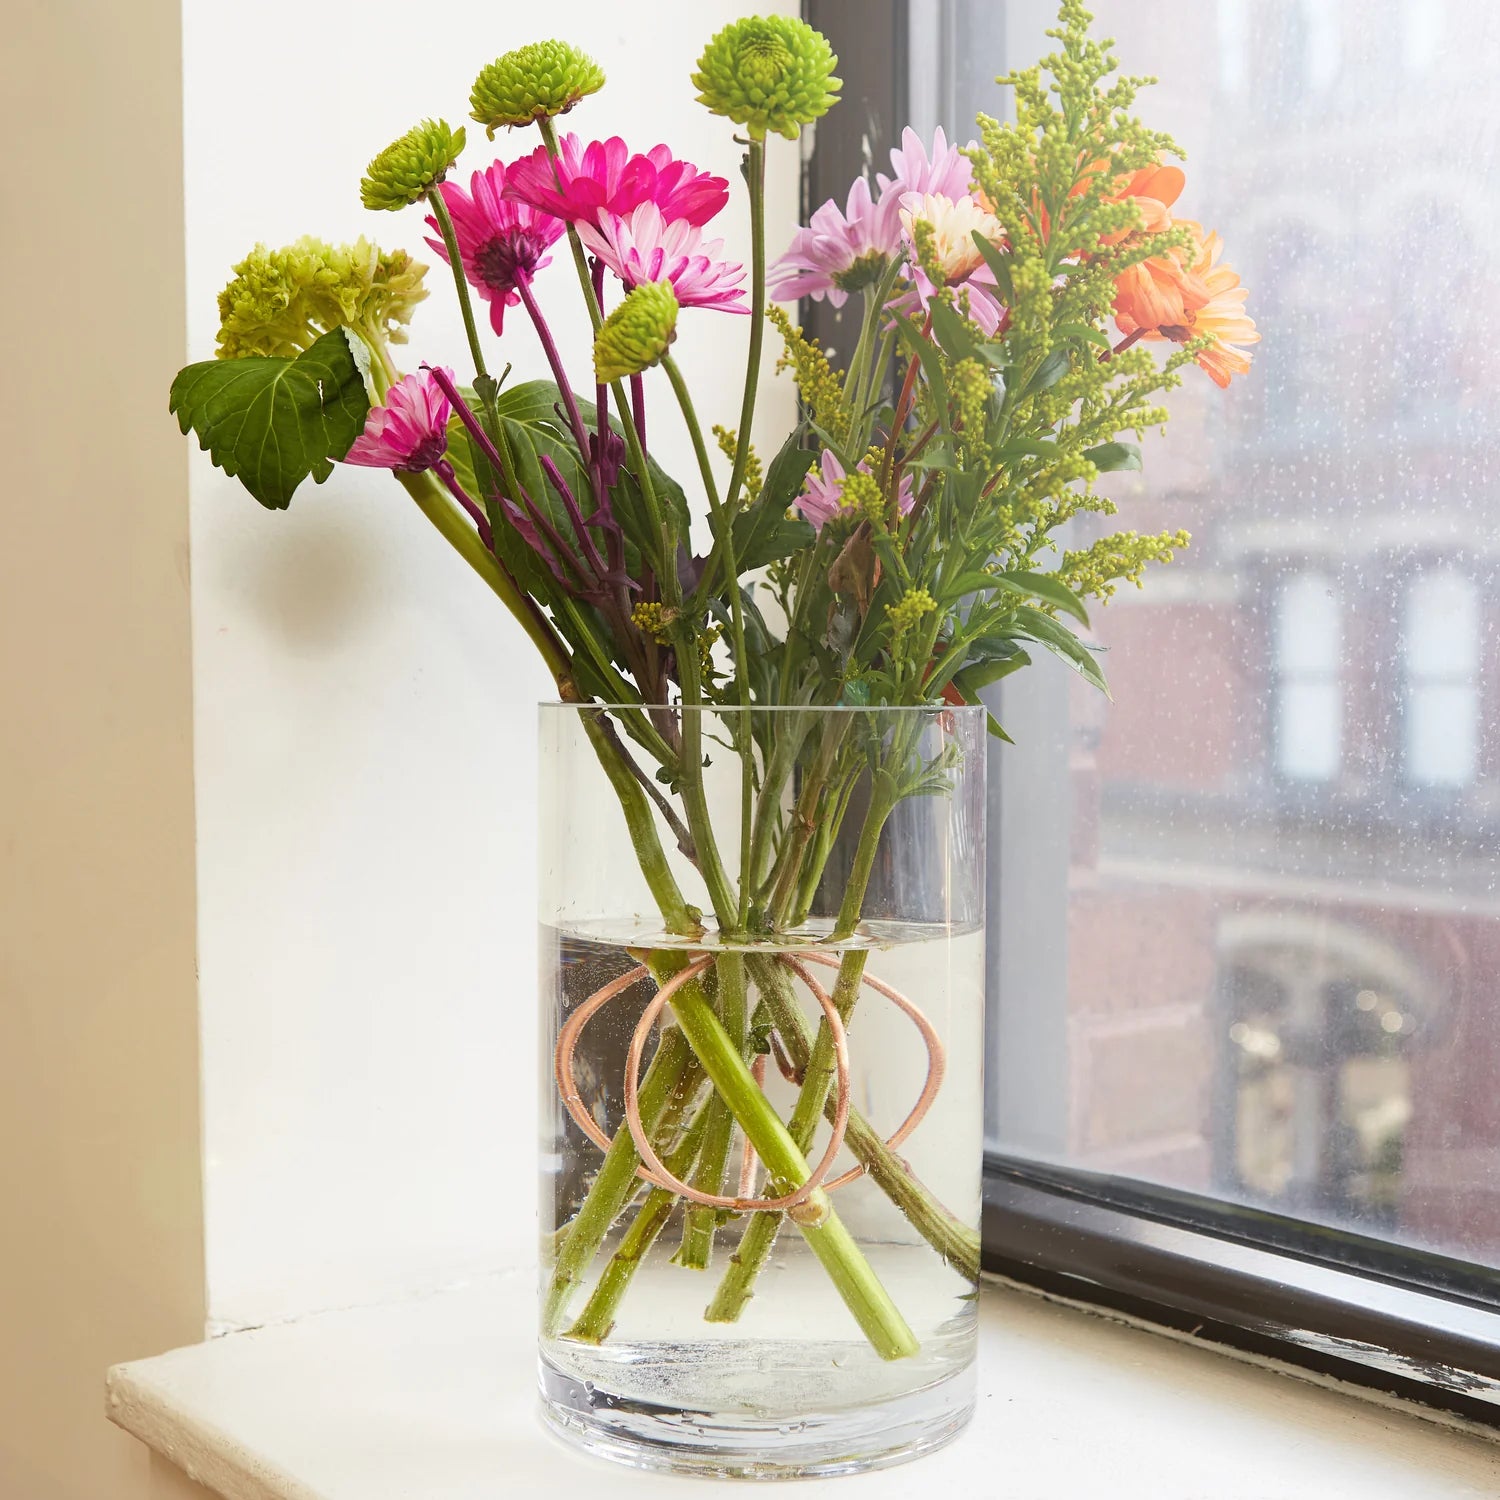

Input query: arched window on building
[1214,916,1435,1234]
[1273,570,1342,784]
[1403,568,1480,790]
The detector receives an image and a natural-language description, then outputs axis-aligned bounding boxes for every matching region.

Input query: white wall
[183,0,799,1330]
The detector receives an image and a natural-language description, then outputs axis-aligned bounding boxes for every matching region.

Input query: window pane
[1276,680,1342,782]
[1406,683,1478,787]
[973,0,1500,1267]
[1406,569,1479,678]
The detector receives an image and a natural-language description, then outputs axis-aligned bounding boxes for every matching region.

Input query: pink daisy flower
[769,177,894,308]
[424,161,565,335]
[504,134,729,228]
[343,368,453,473]
[793,450,917,532]
[872,127,980,253]
[578,203,748,312]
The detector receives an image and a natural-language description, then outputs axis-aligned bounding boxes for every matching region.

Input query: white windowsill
[107,1274,1500,1499]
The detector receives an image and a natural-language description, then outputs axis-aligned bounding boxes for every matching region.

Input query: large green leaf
[729,433,816,572]
[1012,604,1110,695]
[169,328,370,510]
[1083,440,1142,473]
[992,569,1090,626]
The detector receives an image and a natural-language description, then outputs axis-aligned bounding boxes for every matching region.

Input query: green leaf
[1013,604,1109,695]
[946,670,1016,741]
[907,441,956,472]
[992,569,1091,626]
[893,313,949,415]
[991,436,1059,463]
[971,232,1014,303]
[732,506,816,572]
[975,341,1012,370]
[759,430,819,512]
[722,431,817,574]
[1015,348,1070,399]
[927,297,979,362]
[1056,321,1111,349]
[1083,440,1143,473]
[940,569,1004,604]
[169,328,370,509]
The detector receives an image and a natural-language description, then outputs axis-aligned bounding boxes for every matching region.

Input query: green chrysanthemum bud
[692,16,840,141]
[593,281,679,384]
[360,120,465,212]
[470,41,605,137]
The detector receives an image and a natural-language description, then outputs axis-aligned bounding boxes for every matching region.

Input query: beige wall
[1,2,207,1497]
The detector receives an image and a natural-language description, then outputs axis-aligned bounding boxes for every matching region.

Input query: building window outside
[1274,571,1343,784]
[971,0,1500,1277]
[1403,568,1481,790]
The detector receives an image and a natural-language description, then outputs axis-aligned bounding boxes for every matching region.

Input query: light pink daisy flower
[793,450,917,532]
[578,203,748,312]
[769,177,895,307]
[504,135,729,228]
[343,368,453,473]
[424,161,565,335]
[873,127,979,252]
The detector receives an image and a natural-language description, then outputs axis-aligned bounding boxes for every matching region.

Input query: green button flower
[692,16,840,141]
[593,281,679,384]
[360,120,465,212]
[470,41,606,137]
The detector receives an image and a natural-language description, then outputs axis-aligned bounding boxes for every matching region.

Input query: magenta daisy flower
[423,161,565,335]
[769,177,894,308]
[793,450,916,532]
[578,204,748,312]
[505,134,729,228]
[343,368,453,473]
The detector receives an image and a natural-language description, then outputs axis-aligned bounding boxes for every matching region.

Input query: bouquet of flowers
[170,0,1254,1467]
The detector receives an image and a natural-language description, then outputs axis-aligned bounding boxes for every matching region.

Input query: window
[1273,571,1342,784]
[809,0,1500,1424]
[1403,568,1481,789]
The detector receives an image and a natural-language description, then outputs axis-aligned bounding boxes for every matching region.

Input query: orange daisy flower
[1144,222,1260,388]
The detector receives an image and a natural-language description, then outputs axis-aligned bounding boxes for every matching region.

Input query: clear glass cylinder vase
[537,703,986,1479]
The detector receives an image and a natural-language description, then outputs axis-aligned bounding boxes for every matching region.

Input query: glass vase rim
[539,701,988,719]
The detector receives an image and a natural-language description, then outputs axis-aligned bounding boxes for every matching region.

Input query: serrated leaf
[992,569,1091,626]
[1083,440,1142,473]
[169,328,369,509]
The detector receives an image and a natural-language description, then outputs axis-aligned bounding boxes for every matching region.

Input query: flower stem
[564,1078,714,1345]
[674,951,748,1269]
[703,955,980,1329]
[537,117,603,333]
[663,963,919,1361]
[543,1022,697,1336]
[724,138,766,516]
[394,470,573,693]
[516,278,594,479]
[425,187,495,401]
